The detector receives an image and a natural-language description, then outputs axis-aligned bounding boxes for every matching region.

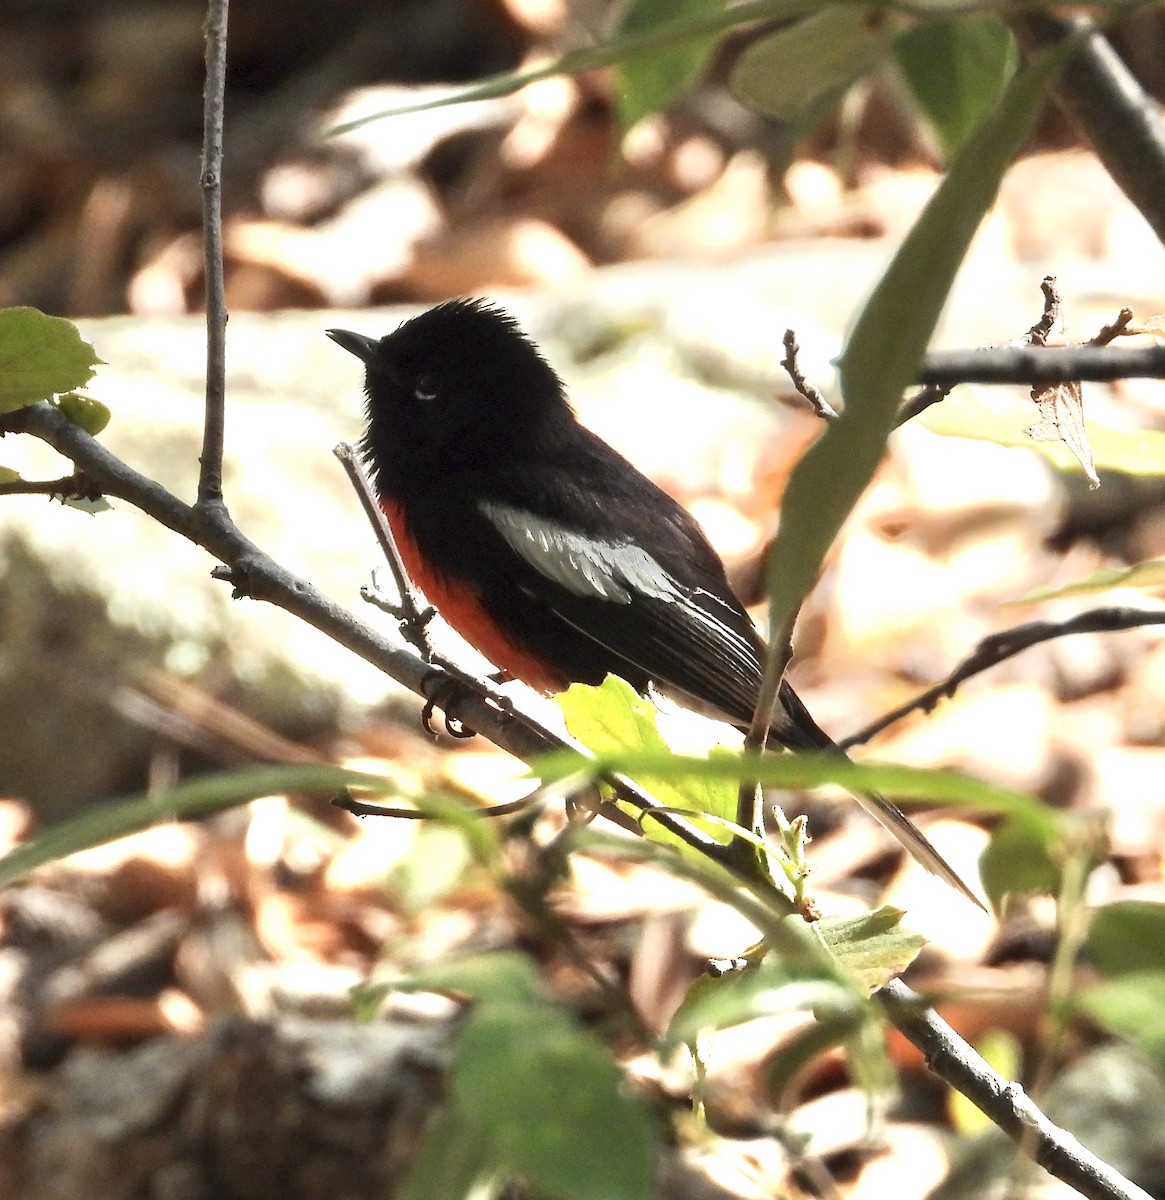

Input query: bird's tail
[771,682,985,911]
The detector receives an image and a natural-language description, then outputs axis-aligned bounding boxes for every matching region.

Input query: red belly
[380,498,567,694]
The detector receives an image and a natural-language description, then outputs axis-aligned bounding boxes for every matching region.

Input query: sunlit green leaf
[615,0,721,129]
[536,743,1053,827]
[921,390,1165,478]
[388,822,477,915]
[731,6,904,120]
[896,17,1017,158]
[663,955,858,1054]
[1017,561,1165,603]
[817,906,927,995]
[396,950,549,1006]
[1077,970,1165,1072]
[978,814,1059,909]
[0,308,101,413]
[555,676,738,832]
[56,390,111,435]
[326,0,818,134]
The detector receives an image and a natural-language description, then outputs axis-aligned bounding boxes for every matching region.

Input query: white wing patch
[479,500,681,605]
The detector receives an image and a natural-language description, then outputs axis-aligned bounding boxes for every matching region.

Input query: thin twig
[335,794,533,820]
[1027,275,1062,346]
[1091,307,1134,347]
[899,276,1058,426]
[840,606,1165,750]
[781,329,838,421]
[198,0,229,506]
[894,382,952,427]
[334,441,434,655]
[0,473,102,500]
[878,979,1153,1200]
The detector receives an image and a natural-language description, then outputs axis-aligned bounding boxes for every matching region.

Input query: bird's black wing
[468,430,819,739]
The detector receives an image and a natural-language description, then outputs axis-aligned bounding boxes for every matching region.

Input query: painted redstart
[328,299,980,906]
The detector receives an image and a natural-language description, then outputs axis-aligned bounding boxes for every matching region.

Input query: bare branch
[840,606,1165,750]
[0,472,102,501]
[198,0,229,506]
[916,340,1165,387]
[879,980,1154,1200]
[0,399,735,867]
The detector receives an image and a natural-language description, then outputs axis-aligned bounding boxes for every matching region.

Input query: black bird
[328,299,980,906]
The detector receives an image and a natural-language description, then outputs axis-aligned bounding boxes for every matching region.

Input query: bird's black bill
[327,327,379,363]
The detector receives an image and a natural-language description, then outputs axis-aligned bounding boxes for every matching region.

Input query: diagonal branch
[879,980,1153,1200]
[840,606,1165,750]
[0,399,734,868]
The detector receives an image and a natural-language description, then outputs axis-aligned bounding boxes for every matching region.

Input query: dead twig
[839,606,1165,750]
[781,329,838,421]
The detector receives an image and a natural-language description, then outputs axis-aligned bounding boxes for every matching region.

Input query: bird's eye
[414,374,437,401]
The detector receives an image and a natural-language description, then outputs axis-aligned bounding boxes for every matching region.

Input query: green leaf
[456,1001,655,1200]
[896,17,1017,158]
[817,906,927,995]
[397,1099,499,1200]
[663,956,859,1054]
[731,6,904,121]
[921,391,1165,478]
[615,0,722,129]
[0,465,21,484]
[55,391,111,435]
[325,0,819,134]
[763,40,1069,641]
[555,676,738,830]
[1088,901,1165,978]
[1017,561,1165,603]
[978,814,1060,909]
[536,744,1054,827]
[0,308,101,413]
[0,763,402,889]
[1077,970,1165,1072]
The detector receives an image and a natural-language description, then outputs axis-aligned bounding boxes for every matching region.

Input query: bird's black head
[328,299,573,487]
